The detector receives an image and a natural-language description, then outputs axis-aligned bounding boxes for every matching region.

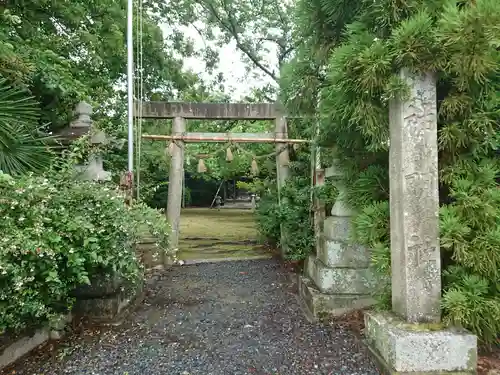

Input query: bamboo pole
[142,134,310,143]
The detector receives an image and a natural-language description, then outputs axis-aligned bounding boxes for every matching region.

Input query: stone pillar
[364,70,476,374]
[275,116,290,254]
[312,131,325,255]
[166,117,185,257]
[298,159,375,320]
[389,69,441,323]
[313,169,325,257]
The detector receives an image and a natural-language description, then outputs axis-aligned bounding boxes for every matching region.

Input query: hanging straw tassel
[251,158,259,175]
[197,158,207,173]
[226,147,233,162]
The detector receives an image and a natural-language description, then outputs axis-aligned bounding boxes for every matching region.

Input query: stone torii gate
[136,102,309,253]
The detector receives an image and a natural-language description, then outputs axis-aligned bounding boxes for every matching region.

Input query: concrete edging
[0,313,71,371]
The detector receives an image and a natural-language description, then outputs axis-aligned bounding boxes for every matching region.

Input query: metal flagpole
[127,0,134,172]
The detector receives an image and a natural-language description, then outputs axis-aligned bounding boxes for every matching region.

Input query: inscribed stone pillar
[166,117,185,256]
[389,69,441,323]
[275,116,290,253]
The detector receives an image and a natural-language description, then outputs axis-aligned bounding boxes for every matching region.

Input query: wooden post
[275,116,290,255]
[166,117,185,259]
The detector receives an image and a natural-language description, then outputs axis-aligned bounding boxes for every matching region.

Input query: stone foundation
[72,275,145,324]
[364,311,477,374]
[298,275,374,320]
[306,254,375,295]
[299,207,376,319]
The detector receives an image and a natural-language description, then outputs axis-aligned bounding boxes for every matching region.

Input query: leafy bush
[0,171,170,334]
[255,172,338,261]
[255,191,282,245]
[255,175,314,260]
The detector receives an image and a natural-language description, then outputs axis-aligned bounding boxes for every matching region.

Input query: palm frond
[0,79,54,175]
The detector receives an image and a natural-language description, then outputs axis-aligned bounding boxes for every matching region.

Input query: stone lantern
[70,101,112,182]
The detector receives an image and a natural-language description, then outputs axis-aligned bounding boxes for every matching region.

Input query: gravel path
[5,259,380,375]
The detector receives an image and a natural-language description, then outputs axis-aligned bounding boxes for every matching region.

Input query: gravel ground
[4,259,380,375]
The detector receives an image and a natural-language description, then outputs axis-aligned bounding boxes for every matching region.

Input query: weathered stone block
[73,280,144,323]
[298,275,374,320]
[317,239,370,268]
[73,293,128,321]
[323,216,351,241]
[72,273,123,299]
[306,255,375,295]
[364,311,477,374]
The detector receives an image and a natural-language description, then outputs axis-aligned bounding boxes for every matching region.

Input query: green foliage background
[1,0,499,348]
[280,0,500,345]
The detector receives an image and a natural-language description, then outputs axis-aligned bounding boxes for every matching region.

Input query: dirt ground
[478,348,500,375]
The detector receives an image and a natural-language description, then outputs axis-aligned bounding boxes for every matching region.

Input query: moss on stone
[396,322,446,332]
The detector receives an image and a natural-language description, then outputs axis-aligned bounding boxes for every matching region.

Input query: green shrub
[0,171,170,334]
[439,159,500,346]
[255,173,339,261]
[255,179,314,261]
[255,191,282,245]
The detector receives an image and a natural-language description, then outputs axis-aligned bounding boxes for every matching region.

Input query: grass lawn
[180,208,258,241]
[177,208,271,262]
